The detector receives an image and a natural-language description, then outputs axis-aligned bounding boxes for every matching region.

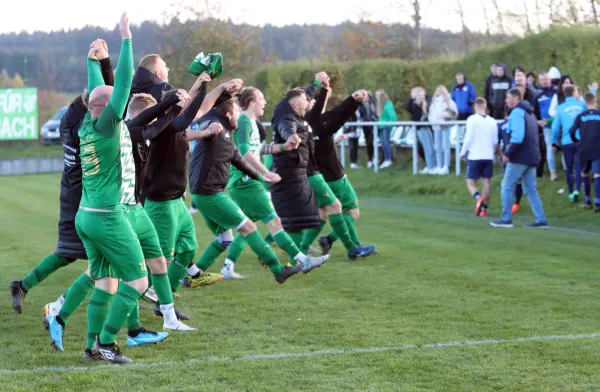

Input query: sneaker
[319,236,333,256]
[183,271,224,288]
[568,192,577,204]
[307,246,320,255]
[420,167,431,175]
[367,161,373,169]
[301,255,329,273]
[164,320,198,331]
[524,221,549,229]
[479,210,488,217]
[220,264,246,280]
[83,349,101,361]
[143,287,158,304]
[9,280,26,314]
[127,328,169,347]
[188,206,198,214]
[490,220,514,228]
[380,160,393,169]
[43,315,64,352]
[94,340,132,364]
[358,245,377,257]
[153,305,190,321]
[429,167,440,175]
[511,204,520,214]
[551,171,558,181]
[274,264,303,284]
[474,197,484,216]
[42,301,61,318]
[438,166,450,175]
[581,202,593,210]
[350,163,361,169]
[347,245,376,260]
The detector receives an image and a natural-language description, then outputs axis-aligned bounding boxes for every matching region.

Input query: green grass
[0,142,62,159]
[1,172,600,391]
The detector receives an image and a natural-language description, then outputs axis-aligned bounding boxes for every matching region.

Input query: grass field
[1,167,600,391]
[0,143,62,159]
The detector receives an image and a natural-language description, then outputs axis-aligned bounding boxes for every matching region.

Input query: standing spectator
[451,73,477,120]
[491,88,548,229]
[548,66,562,92]
[489,63,512,119]
[514,71,539,106]
[460,97,498,217]
[406,87,436,174]
[527,72,538,90]
[428,85,458,175]
[548,75,574,117]
[347,92,377,169]
[552,85,586,203]
[376,89,397,169]
[484,62,498,115]
[535,72,558,181]
[511,65,525,87]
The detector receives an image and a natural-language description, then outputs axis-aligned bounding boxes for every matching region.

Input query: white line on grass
[2,332,599,375]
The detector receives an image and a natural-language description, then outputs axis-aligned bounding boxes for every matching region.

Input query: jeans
[542,127,556,172]
[417,128,436,170]
[379,127,393,161]
[562,144,582,194]
[434,128,451,168]
[501,163,547,223]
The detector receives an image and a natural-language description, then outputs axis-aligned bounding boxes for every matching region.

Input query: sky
[0,0,509,35]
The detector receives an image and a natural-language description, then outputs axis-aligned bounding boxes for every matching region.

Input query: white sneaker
[380,160,393,169]
[220,263,246,280]
[430,167,440,175]
[164,321,198,331]
[420,167,430,175]
[188,206,198,214]
[367,161,373,168]
[438,166,450,175]
[301,255,329,273]
[42,299,63,318]
[350,163,361,169]
[143,287,158,303]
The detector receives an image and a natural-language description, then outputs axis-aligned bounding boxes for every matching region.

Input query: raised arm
[171,80,209,131]
[108,20,134,117]
[129,105,183,145]
[321,92,363,136]
[306,87,327,125]
[87,57,105,94]
[99,58,114,87]
[127,93,180,128]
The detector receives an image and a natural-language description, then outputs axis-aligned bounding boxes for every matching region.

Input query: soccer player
[569,92,600,212]
[9,40,114,315]
[186,96,307,285]
[216,87,328,279]
[460,97,499,217]
[552,85,586,204]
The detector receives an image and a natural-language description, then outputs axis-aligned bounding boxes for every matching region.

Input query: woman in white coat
[428,85,458,175]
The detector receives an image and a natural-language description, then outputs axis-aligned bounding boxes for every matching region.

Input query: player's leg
[581,161,593,209]
[478,161,493,217]
[574,145,582,199]
[592,160,600,212]
[563,146,576,201]
[465,160,484,216]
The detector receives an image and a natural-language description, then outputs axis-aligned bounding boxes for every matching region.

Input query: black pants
[457,113,471,120]
[349,126,374,164]
[537,133,546,177]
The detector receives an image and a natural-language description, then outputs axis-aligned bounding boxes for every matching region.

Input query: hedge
[252,26,600,121]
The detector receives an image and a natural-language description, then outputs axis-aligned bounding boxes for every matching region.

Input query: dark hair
[507,88,522,100]
[563,85,576,97]
[512,65,525,77]
[239,87,260,111]
[558,75,574,97]
[285,88,306,102]
[214,97,237,117]
[584,92,596,104]
[526,72,536,79]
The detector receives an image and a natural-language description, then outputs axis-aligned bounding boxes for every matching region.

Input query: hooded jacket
[552,96,586,147]
[505,101,541,166]
[271,97,312,175]
[428,96,458,131]
[130,66,174,103]
[451,78,476,115]
[488,64,512,113]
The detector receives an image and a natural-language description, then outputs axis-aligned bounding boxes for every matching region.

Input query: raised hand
[224,79,243,93]
[175,89,191,107]
[207,122,223,136]
[119,12,132,40]
[89,39,109,61]
[315,72,328,84]
[352,90,368,102]
[263,172,281,184]
[335,134,349,145]
[198,72,211,83]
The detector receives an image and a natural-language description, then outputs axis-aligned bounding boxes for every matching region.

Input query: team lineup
[8,12,376,364]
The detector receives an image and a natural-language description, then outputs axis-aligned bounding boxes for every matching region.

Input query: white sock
[293,253,307,264]
[187,265,200,276]
[224,259,235,268]
[160,303,177,324]
[57,294,65,305]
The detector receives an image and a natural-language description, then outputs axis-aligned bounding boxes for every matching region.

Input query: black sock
[482,203,488,210]
[128,328,144,338]
[56,316,66,328]
[473,192,481,200]
[19,281,28,293]
[515,183,523,204]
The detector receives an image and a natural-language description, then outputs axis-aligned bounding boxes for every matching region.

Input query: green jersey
[227,113,261,188]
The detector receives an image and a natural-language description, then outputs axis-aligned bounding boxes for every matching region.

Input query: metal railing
[261,120,501,176]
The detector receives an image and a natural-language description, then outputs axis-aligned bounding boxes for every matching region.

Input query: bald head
[88,85,113,117]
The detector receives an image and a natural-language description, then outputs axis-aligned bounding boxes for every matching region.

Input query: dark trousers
[563,144,582,193]
[349,126,374,164]
[537,133,546,178]
[457,112,471,120]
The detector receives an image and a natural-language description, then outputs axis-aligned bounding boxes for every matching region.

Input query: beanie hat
[548,66,561,80]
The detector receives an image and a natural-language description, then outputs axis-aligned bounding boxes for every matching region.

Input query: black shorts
[467,160,493,180]
[55,202,87,261]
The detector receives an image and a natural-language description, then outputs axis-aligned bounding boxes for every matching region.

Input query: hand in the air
[224,79,243,93]
[207,122,223,135]
[119,12,132,40]
[175,89,191,107]
[352,90,368,102]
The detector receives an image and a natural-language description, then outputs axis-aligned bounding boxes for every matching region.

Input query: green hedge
[253,26,600,121]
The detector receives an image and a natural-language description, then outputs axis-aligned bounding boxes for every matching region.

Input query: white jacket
[428,96,458,131]
[460,114,499,160]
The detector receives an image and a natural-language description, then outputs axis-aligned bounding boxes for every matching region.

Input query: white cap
[548,66,561,80]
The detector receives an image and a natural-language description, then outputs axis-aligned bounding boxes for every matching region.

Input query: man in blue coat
[451,73,477,120]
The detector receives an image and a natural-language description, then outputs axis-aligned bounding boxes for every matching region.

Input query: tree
[591,0,599,25]
[332,22,414,61]
[413,0,424,59]
[0,69,25,88]
[480,0,492,37]
[490,0,506,35]
[456,0,470,54]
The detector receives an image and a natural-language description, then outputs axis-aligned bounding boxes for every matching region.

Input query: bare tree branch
[456,0,470,53]
[490,0,506,35]
[480,0,492,36]
[591,0,599,25]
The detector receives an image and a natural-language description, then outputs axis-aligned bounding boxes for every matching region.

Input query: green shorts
[75,207,146,282]
[192,192,248,235]
[126,204,163,260]
[228,180,277,224]
[308,173,338,208]
[144,198,198,262]
[327,175,359,212]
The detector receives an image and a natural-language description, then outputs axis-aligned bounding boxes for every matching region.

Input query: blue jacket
[497,120,509,154]
[552,97,586,146]
[505,101,541,166]
[535,87,554,126]
[451,81,476,114]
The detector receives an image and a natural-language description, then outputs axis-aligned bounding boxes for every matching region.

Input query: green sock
[126,302,142,332]
[344,214,361,245]
[264,232,274,244]
[287,231,304,265]
[226,234,247,263]
[244,230,282,274]
[86,288,114,350]
[152,273,173,305]
[273,231,301,259]
[21,254,69,291]
[327,226,338,242]
[301,220,326,254]
[99,283,142,346]
[196,240,225,271]
[330,213,357,252]
[169,250,195,293]
[58,273,94,325]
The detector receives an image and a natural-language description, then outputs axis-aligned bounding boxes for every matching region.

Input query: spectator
[549,75,574,117]
[406,87,436,174]
[451,73,477,120]
[489,63,512,119]
[535,72,558,181]
[347,92,377,169]
[497,113,524,214]
[376,89,397,169]
[491,88,548,229]
[511,65,525,87]
[484,62,498,115]
[428,85,458,175]
[548,66,562,92]
[527,72,538,90]
[514,71,539,106]
[552,85,587,203]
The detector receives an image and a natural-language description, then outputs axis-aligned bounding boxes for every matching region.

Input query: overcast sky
[0,0,520,35]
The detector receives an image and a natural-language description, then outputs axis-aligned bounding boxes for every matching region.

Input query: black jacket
[189,109,261,194]
[347,94,377,135]
[130,67,174,103]
[314,95,361,182]
[304,85,328,176]
[405,97,431,122]
[271,96,313,174]
[570,109,600,162]
[488,64,512,116]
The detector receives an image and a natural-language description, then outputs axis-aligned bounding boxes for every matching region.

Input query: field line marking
[1,332,599,375]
